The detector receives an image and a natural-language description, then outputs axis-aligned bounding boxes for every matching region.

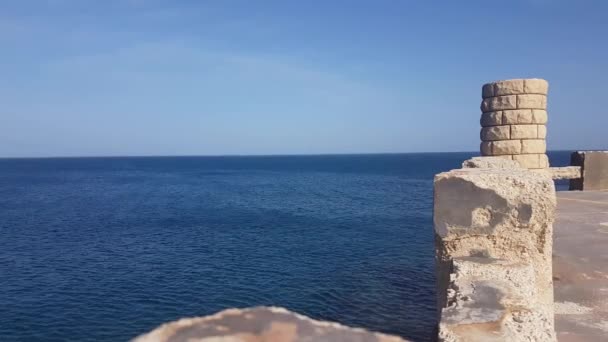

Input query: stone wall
[569,151,608,190]
[480,79,550,169]
[434,157,557,341]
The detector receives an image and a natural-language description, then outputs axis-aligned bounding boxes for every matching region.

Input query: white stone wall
[434,164,557,341]
[480,79,549,169]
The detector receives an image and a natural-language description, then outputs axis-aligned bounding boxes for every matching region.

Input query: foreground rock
[133,307,409,342]
[434,167,557,341]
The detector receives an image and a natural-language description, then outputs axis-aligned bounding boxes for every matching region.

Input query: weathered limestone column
[480,79,550,169]
[434,163,557,341]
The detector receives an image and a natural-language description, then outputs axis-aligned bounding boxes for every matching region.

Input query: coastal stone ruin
[435,78,559,341]
[480,79,549,169]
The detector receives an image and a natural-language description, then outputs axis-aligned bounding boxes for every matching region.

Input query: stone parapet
[479,79,550,169]
[434,166,557,341]
[532,166,582,180]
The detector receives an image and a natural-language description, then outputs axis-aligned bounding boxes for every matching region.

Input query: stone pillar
[480,79,550,169]
[434,164,557,341]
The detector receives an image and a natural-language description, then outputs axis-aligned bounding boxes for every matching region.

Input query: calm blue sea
[0,152,571,341]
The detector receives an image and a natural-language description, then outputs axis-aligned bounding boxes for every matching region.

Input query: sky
[1,0,606,157]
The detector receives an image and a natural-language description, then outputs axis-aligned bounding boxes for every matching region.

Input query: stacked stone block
[480,79,550,169]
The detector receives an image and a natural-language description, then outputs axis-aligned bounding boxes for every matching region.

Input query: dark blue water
[0,152,571,341]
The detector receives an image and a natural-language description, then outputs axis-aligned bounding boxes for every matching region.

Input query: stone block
[513,154,541,169]
[434,168,556,309]
[521,140,547,154]
[492,140,522,155]
[480,111,502,127]
[481,126,510,141]
[524,79,549,95]
[462,156,520,169]
[502,109,533,124]
[480,142,492,156]
[434,168,555,238]
[482,83,494,98]
[569,151,608,190]
[517,94,547,109]
[511,124,539,139]
[532,109,548,124]
[493,79,525,96]
[543,166,581,180]
[537,125,547,139]
[481,95,517,112]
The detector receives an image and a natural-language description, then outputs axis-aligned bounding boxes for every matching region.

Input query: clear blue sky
[1,0,606,157]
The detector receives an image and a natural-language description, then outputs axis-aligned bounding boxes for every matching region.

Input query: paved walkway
[554,191,608,341]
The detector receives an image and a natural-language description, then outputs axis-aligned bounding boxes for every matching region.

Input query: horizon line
[0,150,579,160]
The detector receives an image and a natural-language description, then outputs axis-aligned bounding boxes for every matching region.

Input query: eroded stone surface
[133,307,409,342]
[438,257,555,342]
[434,168,556,335]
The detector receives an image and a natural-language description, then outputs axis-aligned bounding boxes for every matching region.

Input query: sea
[0,151,571,341]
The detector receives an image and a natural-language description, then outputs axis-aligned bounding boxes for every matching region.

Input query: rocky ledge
[133,306,409,342]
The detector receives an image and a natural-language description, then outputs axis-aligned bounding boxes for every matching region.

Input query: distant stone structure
[569,151,608,190]
[480,79,549,169]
